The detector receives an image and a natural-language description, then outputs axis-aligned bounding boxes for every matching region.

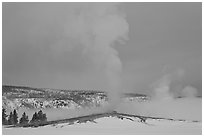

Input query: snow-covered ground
[117,98,202,121]
[2,98,202,135]
[2,117,201,135]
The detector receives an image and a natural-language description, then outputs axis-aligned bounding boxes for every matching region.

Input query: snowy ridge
[2,85,147,110]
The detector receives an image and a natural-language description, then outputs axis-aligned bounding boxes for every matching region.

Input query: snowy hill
[2,85,147,110]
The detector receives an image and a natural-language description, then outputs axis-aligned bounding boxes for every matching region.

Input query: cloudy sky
[2,3,201,96]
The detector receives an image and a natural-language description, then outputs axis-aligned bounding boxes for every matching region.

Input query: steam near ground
[5,67,201,135]
[117,98,201,121]
[14,97,201,122]
[14,68,202,122]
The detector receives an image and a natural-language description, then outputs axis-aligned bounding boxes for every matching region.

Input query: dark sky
[2,3,202,95]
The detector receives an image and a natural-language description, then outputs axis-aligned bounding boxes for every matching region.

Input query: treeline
[2,108,47,126]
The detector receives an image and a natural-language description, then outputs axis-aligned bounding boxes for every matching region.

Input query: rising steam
[117,68,201,121]
[150,68,198,99]
[181,86,198,98]
[64,3,129,108]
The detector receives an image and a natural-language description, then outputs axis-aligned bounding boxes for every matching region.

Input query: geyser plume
[116,69,201,121]
[181,86,198,98]
[150,69,198,99]
[151,73,173,100]
[150,69,184,100]
[64,3,129,108]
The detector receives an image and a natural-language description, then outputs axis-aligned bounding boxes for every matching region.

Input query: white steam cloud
[150,68,198,100]
[181,86,198,98]
[64,3,129,108]
[117,68,201,121]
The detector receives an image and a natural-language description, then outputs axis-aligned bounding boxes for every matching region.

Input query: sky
[2,2,202,96]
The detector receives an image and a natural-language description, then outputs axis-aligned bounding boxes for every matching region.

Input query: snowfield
[2,116,201,135]
[2,86,202,135]
[117,98,202,121]
[2,98,202,135]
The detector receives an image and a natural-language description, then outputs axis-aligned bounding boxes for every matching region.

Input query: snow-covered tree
[2,108,8,125]
[30,112,38,123]
[13,109,18,125]
[19,112,29,125]
[8,112,14,125]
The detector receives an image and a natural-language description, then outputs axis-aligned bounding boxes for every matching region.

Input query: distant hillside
[2,85,147,110]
